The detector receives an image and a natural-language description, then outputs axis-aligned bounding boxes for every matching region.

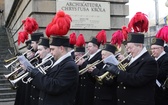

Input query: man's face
[37,45,49,59]
[101,50,112,60]
[87,42,97,55]
[126,43,141,58]
[31,41,38,51]
[74,52,83,61]
[151,45,163,58]
[50,45,61,60]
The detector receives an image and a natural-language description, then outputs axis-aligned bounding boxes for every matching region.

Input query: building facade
[4,0,129,53]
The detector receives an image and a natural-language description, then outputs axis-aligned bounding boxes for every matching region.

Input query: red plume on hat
[96,30,107,45]
[76,34,85,47]
[69,32,77,45]
[128,12,149,33]
[122,26,129,41]
[156,25,168,42]
[18,30,28,45]
[111,30,123,48]
[22,17,39,34]
[45,10,72,37]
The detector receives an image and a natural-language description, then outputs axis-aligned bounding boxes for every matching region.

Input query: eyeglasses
[151,47,162,50]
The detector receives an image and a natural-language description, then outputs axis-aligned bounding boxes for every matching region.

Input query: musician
[29,37,53,105]
[87,44,117,105]
[26,36,79,105]
[14,41,33,105]
[68,32,76,60]
[22,32,43,105]
[105,33,157,105]
[25,40,35,59]
[74,34,87,105]
[151,38,168,105]
[31,32,44,53]
[78,33,105,105]
[25,10,78,105]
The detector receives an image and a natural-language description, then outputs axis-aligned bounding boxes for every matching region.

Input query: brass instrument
[35,56,54,74]
[4,57,17,63]
[4,58,19,69]
[9,55,54,86]
[4,67,22,79]
[4,48,33,69]
[79,59,103,75]
[96,54,132,84]
[75,51,89,63]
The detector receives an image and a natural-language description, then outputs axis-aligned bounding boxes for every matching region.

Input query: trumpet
[96,54,132,84]
[4,67,22,79]
[4,57,17,63]
[35,56,54,74]
[4,48,34,69]
[9,55,54,86]
[75,51,89,63]
[79,59,103,75]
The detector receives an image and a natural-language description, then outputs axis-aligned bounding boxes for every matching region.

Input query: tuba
[96,54,132,84]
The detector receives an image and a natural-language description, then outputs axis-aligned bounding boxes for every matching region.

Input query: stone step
[0,92,16,99]
[0,83,11,88]
[0,98,15,102]
[0,87,16,93]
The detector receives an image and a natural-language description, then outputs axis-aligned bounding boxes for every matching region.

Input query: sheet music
[103,54,119,65]
[17,55,34,69]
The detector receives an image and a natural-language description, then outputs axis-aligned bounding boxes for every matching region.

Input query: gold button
[123,101,126,103]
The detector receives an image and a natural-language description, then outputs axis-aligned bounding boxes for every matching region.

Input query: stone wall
[5,0,129,53]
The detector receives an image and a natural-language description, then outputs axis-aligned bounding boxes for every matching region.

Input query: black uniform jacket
[91,65,117,105]
[155,53,168,105]
[78,50,104,105]
[31,56,78,105]
[116,52,157,105]
[29,57,55,105]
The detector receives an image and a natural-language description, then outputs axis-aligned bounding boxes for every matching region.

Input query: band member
[68,32,76,59]
[26,36,79,105]
[78,30,106,105]
[31,32,44,53]
[105,33,157,105]
[74,34,86,105]
[14,41,33,105]
[29,37,52,105]
[25,10,79,105]
[88,43,118,105]
[151,38,168,105]
[25,40,35,59]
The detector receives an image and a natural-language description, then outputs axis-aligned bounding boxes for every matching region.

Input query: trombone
[79,59,104,75]
[96,54,132,84]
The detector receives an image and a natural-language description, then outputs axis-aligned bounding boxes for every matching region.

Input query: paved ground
[0,102,14,105]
